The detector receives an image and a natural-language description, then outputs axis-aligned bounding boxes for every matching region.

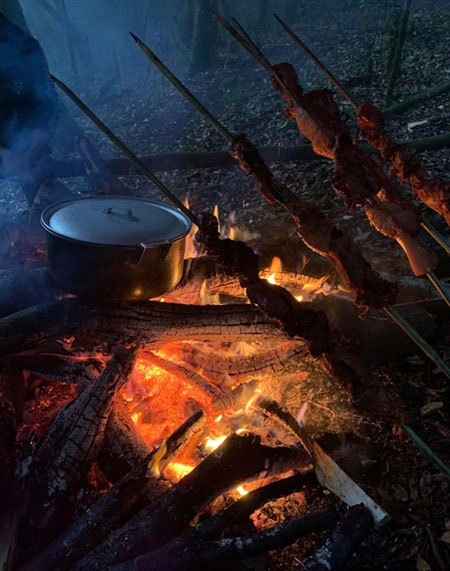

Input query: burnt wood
[73,434,311,570]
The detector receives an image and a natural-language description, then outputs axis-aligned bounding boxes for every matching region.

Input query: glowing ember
[295,295,304,302]
[120,353,211,447]
[236,485,249,497]
[204,435,227,451]
[214,414,223,423]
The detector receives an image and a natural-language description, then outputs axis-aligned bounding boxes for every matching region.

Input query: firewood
[20,410,205,571]
[176,340,307,384]
[304,505,373,570]
[114,510,339,571]
[73,433,312,570]
[26,347,138,530]
[0,299,285,358]
[195,212,365,398]
[12,351,103,385]
[97,399,152,483]
[193,472,318,538]
[18,133,448,180]
[142,350,223,400]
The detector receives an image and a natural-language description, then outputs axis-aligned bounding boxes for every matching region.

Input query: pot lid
[41,196,191,246]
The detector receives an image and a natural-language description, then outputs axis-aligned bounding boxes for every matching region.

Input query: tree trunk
[189,0,218,73]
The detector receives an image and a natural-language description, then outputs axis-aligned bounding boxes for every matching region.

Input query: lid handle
[103,206,140,222]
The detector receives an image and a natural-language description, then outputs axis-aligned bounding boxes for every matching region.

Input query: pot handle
[135,242,172,264]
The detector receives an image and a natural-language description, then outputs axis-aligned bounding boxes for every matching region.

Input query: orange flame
[267,256,283,285]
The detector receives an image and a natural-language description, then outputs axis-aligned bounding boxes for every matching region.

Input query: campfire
[1,216,383,571]
[1,7,450,571]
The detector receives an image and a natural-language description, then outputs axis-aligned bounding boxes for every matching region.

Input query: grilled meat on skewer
[365,202,437,277]
[229,134,397,308]
[271,63,347,159]
[357,101,450,225]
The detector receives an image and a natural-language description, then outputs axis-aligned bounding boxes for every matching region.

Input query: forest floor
[2,0,450,569]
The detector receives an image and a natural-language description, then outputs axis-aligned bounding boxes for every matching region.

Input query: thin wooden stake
[129,33,234,143]
[273,13,358,108]
[50,75,199,227]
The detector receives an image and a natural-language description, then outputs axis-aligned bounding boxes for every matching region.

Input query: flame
[198,279,220,305]
[204,435,227,452]
[296,402,309,427]
[236,485,249,496]
[214,414,223,423]
[244,388,262,416]
[183,196,197,260]
[295,295,303,302]
[229,226,236,240]
[165,462,195,481]
[213,203,220,232]
[267,256,283,285]
[147,438,168,478]
[131,412,141,424]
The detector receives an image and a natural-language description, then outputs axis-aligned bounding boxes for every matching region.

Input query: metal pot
[41,196,192,302]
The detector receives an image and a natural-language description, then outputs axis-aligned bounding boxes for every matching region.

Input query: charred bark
[97,399,151,483]
[116,510,339,571]
[304,505,373,570]
[0,299,285,358]
[25,347,137,531]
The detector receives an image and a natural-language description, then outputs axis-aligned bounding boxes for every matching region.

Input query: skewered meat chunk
[271,63,348,159]
[357,102,450,225]
[229,134,397,309]
[366,202,436,276]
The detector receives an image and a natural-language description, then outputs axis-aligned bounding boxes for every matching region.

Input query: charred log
[175,341,307,383]
[97,399,151,483]
[0,299,285,358]
[21,410,205,571]
[114,510,339,571]
[25,347,137,532]
[304,505,373,570]
[74,433,311,570]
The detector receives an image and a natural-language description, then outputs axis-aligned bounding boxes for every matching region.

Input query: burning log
[175,340,308,384]
[12,351,103,385]
[21,410,206,571]
[25,347,137,532]
[142,350,223,400]
[0,298,286,358]
[114,510,339,571]
[195,212,367,399]
[73,433,311,570]
[304,505,373,570]
[97,399,152,482]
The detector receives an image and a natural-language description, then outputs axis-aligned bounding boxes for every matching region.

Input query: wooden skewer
[50,74,200,228]
[130,33,234,143]
[274,14,450,257]
[131,33,450,379]
[273,13,358,108]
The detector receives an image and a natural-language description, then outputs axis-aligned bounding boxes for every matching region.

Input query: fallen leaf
[421,402,443,416]
[439,531,450,543]
[416,554,431,570]
[407,119,428,131]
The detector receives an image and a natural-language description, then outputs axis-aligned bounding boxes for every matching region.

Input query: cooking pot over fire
[41,196,192,302]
